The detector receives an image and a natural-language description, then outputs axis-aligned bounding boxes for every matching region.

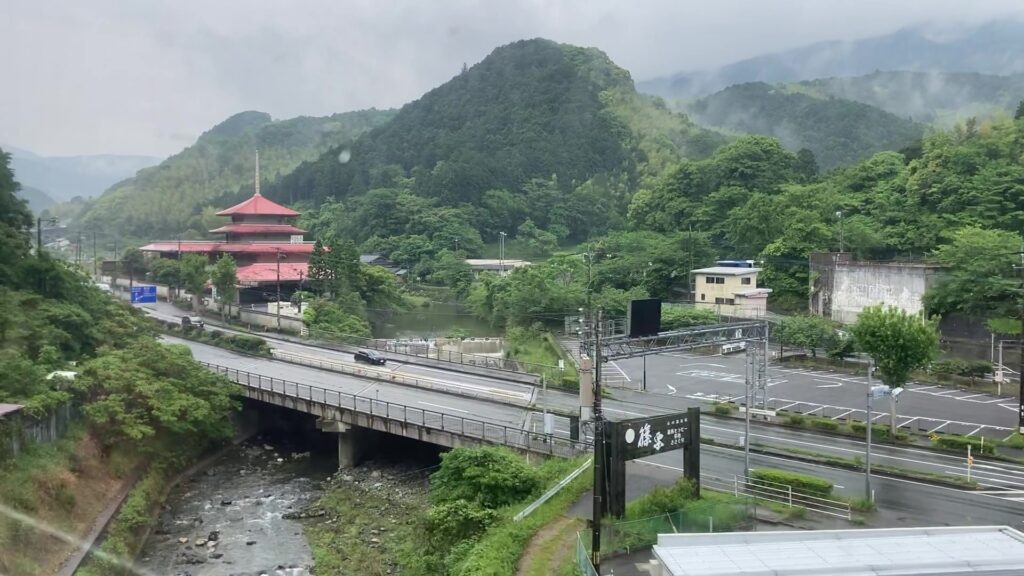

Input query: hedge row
[932,434,997,455]
[750,468,833,499]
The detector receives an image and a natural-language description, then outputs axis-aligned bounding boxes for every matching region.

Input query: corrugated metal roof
[653,526,1024,576]
[0,403,24,418]
[692,266,761,275]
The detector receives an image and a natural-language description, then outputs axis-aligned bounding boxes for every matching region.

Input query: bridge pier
[318,419,373,469]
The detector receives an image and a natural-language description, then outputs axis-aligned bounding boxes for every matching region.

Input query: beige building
[692,266,771,317]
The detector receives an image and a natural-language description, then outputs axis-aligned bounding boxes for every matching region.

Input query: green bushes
[850,422,909,442]
[932,434,996,455]
[430,447,542,509]
[221,334,270,355]
[713,403,732,416]
[786,414,806,426]
[749,468,833,499]
[809,419,839,432]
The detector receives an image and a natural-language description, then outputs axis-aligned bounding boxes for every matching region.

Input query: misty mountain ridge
[269,38,724,210]
[795,70,1024,126]
[75,108,396,240]
[640,20,1024,100]
[4,145,162,203]
[684,82,925,169]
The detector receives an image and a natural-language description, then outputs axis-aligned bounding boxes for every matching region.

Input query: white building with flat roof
[465,259,531,277]
[652,526,1024,576]
[691,266,771,318]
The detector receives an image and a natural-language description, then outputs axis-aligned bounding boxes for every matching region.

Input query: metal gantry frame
[581,321,769,360]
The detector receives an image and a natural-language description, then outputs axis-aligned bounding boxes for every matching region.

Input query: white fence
[701,472,852,519]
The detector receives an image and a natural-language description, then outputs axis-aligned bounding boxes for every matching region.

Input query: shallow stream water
[135,439,333,576]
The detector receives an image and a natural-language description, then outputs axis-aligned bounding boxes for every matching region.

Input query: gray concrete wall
[813,256,942,324]
[238,308,305,334]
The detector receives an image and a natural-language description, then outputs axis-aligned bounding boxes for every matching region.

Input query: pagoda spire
[254,149,261,196]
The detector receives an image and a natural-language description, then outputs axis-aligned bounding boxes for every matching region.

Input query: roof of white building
[692,266,761,276]
[653,526,1024,576]
[465,259,531,269]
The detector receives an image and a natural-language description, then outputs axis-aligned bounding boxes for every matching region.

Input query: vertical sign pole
[685,406,701,497]
[865,359,873,501]
[591,309,604,573]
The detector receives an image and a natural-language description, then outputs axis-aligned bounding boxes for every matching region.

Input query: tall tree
[1016,99,1024,120]
[0,148,33,285]
[179,254,209,311]
[852,305,938,437]
[307,239,332,295]
[210,254,238,321]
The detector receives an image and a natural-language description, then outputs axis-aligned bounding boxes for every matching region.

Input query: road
[573,445,1024,528]
[148,302,536,405]
[168,335,1024,526]
[168,336,532,430]
[608,350,1019,439]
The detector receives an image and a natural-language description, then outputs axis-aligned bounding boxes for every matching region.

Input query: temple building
[139,190,312,303]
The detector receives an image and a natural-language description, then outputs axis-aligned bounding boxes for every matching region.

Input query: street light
[835,210,844,253]
[499,231,506,275]
[865,360,903,502]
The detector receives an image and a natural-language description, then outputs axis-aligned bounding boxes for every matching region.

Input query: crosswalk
[976,488,1024,503]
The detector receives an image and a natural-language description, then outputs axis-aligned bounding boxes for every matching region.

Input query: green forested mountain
[276,38,724,264]
[75,108,396,240]
[796,71,1024,127]
[684,82,925,169]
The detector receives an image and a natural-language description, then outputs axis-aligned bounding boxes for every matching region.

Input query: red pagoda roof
[139,241,314,255]
[209,224,307,235]
[236,262,309,283]
[216,192,300,217]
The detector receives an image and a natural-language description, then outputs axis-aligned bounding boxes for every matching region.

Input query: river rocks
[207,530,220,542]
[292,451,310,459]
[175,549,206,565]
[370,470,382,479]
[209,552,223,560]
[263,444,274,450]
[177,537,189,544]
[246,540,257,546]
[195,538,207,547]
[219,499,232,506]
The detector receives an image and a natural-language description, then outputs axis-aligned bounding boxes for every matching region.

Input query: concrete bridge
[199,361,591,467]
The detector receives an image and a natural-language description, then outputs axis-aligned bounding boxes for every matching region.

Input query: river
[135,437,334,576]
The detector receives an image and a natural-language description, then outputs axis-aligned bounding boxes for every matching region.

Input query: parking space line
[929,421,950,433]
[899,417,919,428]
[958,393,985,400]
[966,425,985,437]
[831,409,854,420]
[911,385,940,392]
[609,360,631,382]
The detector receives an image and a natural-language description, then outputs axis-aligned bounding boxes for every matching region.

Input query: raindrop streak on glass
[338,149,352,164]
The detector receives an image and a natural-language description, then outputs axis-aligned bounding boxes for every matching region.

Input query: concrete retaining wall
[810,253,942,324]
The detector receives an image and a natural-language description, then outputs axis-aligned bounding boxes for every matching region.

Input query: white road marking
[911,385,940,392]
[929,421,950,433]
[958,393,985,400]
[967,426,985,437]
[609,361,631,382]
[814,380,842,388]
[605,407,647,417]
[1001,404,1019,412]
[666,384,677,396]
[418,401,469,414]
[831,409,854,420]
[679,362,726,368]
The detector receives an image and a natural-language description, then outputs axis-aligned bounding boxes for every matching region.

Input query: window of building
[715,297,736,305]
[741,277,751,285]
[700,293,705,301]
[705,276,714,284]
[716,277,725,284]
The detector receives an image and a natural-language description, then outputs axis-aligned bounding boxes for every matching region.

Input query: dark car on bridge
[354,350,386,365]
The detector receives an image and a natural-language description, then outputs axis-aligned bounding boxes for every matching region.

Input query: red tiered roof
[236,262,309,283]
[216,192,299,217]
[139,241,315,255]
[209,224,307,235]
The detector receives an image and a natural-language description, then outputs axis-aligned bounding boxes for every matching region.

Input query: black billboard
[627,298,662,338]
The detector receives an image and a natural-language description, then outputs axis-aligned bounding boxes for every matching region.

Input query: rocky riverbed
[135,438,334,576]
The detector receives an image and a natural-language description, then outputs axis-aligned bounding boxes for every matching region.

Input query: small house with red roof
[140,190,312,302]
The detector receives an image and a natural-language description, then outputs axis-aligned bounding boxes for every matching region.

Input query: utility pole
[1017,252,1024,434]
[591,308,604,573]
[276,249,283,332]
[499,231,506,275]
[836,210,844,253]
[92,231,97,277]
[865,359,874,501]
[744,346,752,478]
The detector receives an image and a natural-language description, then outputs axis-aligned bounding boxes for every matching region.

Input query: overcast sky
[4,0,1024,157]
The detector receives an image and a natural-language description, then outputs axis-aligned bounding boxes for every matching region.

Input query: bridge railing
[200,361,592,458]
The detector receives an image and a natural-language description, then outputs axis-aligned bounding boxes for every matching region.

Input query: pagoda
[140,153,312,300]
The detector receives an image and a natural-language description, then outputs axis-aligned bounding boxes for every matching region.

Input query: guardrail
[199,361,591,458]
[269,349,531,406]
[701,472,851,519]
[514,458,592,521]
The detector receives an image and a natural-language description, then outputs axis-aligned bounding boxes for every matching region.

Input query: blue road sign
[131,285,157,304]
